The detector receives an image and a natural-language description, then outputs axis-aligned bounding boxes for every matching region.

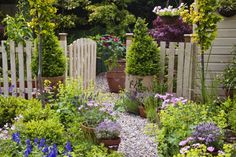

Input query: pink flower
[113,37,119,42]
[207,146,215,152]
[179,140,188,146]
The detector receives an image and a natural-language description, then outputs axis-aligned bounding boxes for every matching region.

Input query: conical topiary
[126,18,160,76]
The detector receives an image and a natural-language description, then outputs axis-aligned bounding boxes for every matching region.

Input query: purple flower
[207,146,215,152]
[38,138,46,148]
[12,132,20,144]
[65,141,72,152]
[42,145,49,153]
[179,140,188,146]
[180,146,190,154]
[95,120,121,139]
[34,138,39,144]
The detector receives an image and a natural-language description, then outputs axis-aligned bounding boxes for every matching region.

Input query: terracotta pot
[159,15,179,25]
[99,137,121,151]
[41,75,65,88]
[106,60,126,93]
[138,105,147,118]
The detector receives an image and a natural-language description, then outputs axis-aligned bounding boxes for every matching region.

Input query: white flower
[168,5,173,9]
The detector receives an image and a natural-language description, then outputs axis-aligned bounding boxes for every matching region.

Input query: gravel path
[96,73,158,157]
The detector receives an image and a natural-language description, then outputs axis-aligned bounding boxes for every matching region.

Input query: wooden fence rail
[0,40,35,99]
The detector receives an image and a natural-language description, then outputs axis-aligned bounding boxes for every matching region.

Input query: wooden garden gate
[68,38,97,88]
[159,42,197,99]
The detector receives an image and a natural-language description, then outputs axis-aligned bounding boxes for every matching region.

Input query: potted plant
[95,119,122,151]
[78,101,116,138]
[152,3,185,25]
[126,18,160,93]
[218,0,236,17]
[32,32,66,87]
[94,35,126,93]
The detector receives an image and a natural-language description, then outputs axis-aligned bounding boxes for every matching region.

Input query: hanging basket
[159,15,179,25]
[218,7,236,17]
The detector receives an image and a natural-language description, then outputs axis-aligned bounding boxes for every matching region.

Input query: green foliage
[222,45,236,90]
[122,92,139,114]
[3,13,32,43]
[157,103,227,157]
[87,2,135,35]
[0,96,34,127]
[126,18,160,76]
[144,96,160,123]
[86,145,123,157]
[15,117,65,145]
[92,34,126,70]
[31,32,66,77]
[228,99,236,132]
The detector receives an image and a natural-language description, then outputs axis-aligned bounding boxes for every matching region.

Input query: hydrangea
[95,119,121,139]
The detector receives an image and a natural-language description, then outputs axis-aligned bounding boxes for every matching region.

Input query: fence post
[125,33,133,90]
[59,33,68,79]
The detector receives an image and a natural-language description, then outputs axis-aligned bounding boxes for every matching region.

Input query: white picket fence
[159,42,197,99]
[68,38,97,88]
[0,40,35,98]
[0,37,97,98]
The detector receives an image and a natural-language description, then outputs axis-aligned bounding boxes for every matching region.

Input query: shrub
[126,18,160,76]
[32,32,66,77]
[15,117,65,145]
[149,16,192,43]
[157,103,227,157]
[121,92,139,114]
[0,96,35,127]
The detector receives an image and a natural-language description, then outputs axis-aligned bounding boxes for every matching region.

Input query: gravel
[96,73,158,157]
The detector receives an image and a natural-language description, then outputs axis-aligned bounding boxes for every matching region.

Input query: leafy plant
[93,34,126,70]
[156,102,227,157]
[143,95,160,122]
[221,45,236,92]
[0,96,36,127]
[122,92,140,114]
[3,13,32,43]
[126,18,160,76]
[149,16,192,43]
[15,117,65,145]
[31,32,66,77]
[218,0,236,17]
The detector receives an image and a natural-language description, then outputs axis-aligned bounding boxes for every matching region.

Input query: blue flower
[38,138,46,148]
[47,145,58,157]
[26,139,31,146]
[12,132,20,144]
[65,141,72,152]
[24,146,32,157]
[9,85,15,93]
[34,138,39,144]
[42,145,49,153]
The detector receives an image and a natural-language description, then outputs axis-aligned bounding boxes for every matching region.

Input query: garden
[0,0,236,157]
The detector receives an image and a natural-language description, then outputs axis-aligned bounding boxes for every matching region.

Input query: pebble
[96,73,158,157]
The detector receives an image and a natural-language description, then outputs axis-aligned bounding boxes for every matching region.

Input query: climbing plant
[180,0,222,103]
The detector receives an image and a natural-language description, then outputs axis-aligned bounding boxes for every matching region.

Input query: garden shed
[195,15,236,97]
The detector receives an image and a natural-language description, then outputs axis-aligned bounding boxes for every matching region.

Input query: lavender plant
[179,122,223,155]
[155,93,188,109]
[95,119,121,139]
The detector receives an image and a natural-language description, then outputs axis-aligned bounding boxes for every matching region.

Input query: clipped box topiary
[126,18,160,92]
[32,32,66,87]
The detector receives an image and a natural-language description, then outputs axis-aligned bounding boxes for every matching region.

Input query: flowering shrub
[149,16,192,43]
[155,93,188,109]
[78,101,117,127]
[153,3,185,16]
[179,122,223,155]
[95,119,121,139]
[93,34,126,70]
